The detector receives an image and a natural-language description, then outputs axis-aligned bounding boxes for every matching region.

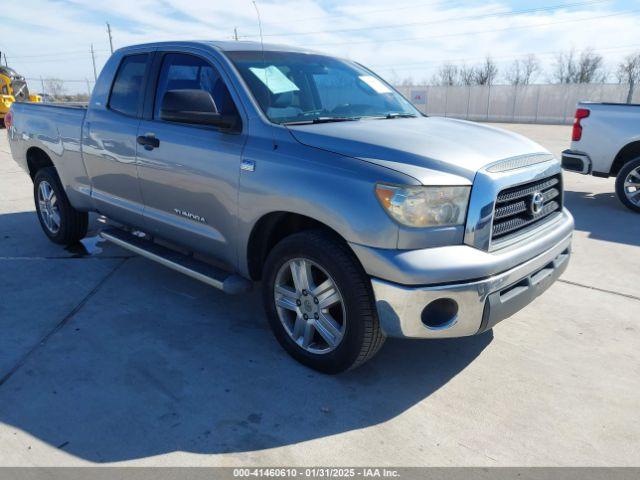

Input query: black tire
[33,167,89,245]
[262,230,385,374]
[615,157,640,213]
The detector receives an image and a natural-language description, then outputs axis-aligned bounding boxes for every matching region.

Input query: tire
[615,157,640,213]
[262,230,385,374]
[33,167,89,245]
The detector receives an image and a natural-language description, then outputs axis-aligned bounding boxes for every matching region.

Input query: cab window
[154,53,239,121]
[109,54,148,117]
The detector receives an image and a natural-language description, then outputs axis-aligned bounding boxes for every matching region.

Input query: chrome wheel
[274,258,346,354]
[37,180,61,234]
[624,166,640,207]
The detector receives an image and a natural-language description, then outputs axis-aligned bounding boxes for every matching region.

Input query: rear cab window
[108,54,149,117]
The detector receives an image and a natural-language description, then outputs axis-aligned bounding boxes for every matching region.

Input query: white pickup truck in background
[562,102,640,213]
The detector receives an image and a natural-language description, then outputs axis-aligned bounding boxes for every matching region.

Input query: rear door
[82,50,153,225]
[136,50,247,269]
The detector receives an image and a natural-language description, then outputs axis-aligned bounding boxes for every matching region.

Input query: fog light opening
[421,298,459,330]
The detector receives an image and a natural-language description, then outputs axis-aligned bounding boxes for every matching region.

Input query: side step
[100,228,252,294]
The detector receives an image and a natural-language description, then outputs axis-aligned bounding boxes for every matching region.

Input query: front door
[136,51,246,269]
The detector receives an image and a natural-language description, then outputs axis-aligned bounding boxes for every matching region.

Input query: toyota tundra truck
[6,41,574,373]
[562,102,640,213]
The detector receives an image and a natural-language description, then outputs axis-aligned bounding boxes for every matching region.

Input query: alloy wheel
[274,258,346,354]
[623,166,640,207]
[37,180,61,234]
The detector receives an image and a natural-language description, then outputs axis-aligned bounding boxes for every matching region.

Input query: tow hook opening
[421,298,459,330]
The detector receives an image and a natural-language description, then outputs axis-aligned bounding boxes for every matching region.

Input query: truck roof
[118,40,317,54]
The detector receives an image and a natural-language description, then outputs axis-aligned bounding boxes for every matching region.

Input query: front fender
[236,135,415,276]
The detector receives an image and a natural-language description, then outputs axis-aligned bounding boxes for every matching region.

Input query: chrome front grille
[491,174,562,243]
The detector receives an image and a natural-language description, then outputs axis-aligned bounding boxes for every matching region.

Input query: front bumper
[370,230,572,339]
[561,150,591,174]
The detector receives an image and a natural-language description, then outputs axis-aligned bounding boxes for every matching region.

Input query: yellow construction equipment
[1,65,41,125]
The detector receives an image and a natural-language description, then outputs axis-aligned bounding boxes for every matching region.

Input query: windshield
[226,51,420,125]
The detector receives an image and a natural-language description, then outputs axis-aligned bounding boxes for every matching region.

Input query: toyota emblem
[530,192,545,215]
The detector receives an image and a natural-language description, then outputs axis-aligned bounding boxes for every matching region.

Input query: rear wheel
[33,167,88,245]
[615,157,640,213]
[262,230,385,374]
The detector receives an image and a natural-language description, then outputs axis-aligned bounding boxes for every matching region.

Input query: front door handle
[137,134,160,150]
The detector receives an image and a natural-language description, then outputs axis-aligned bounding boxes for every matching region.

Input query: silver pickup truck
[6,41,574,373]
[562,102,640,212]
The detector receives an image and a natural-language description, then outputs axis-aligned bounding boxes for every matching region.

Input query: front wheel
[33,167,89,245]
[262,230,385,374]
[615,158,640,213]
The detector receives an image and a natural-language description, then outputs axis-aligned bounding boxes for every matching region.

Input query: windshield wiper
[381,113,419,119]
[284,116,361,125]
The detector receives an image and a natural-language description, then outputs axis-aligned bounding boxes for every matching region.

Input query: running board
[100,228,252,295]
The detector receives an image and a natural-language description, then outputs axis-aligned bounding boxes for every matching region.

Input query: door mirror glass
[160,89,236,128]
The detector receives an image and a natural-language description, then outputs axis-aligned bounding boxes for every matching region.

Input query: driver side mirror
[160,89,237,129]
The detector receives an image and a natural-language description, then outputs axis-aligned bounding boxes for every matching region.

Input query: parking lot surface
[0,123,638,466]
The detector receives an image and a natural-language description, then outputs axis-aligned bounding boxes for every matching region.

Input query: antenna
[252,0,277,149]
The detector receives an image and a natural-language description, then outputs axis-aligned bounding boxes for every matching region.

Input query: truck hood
[286,116,549,184]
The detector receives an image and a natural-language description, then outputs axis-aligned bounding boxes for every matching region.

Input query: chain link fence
[395,83,639,124]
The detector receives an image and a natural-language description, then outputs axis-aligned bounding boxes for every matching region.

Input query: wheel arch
[610,141,640,177]
[26,146,55,179]
[246,211,356,281]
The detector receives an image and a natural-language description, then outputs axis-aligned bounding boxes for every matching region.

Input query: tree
[398,76,414,87]
[432,63,459,86]
[43,78,65,99]
[552,48,607,84]
[616,52,640,103]
[576,49,606,83]
[458,64,476,86]
[505,54,540,85]
[473,57,498,86]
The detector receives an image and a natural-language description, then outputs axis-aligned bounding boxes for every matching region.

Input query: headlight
[375,184,470,228]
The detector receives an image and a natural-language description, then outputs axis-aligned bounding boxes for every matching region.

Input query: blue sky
[3,0,639,93]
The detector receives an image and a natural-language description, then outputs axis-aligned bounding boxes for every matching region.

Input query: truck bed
[7,101,89,209]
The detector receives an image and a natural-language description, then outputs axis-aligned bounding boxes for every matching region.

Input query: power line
[310,7,640,47]
[11,54,108,65]
[370,44,640,72]
[7,49,110,60]
[26,77,95,83]
[255,0,458,28]
[241,0,609,38]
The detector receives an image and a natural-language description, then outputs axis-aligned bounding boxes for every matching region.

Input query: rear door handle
[137,134,160,150]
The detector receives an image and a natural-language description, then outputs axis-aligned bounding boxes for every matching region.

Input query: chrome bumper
[371,232,572,339]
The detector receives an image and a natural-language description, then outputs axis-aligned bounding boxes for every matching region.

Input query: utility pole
[106,22,114,54]
[234,27,239,41]
[90,44,98,81]
[85,78,92,98]
[40,76,45,97]
[3,53,7,67]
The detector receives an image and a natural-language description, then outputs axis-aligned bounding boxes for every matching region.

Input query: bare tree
[458,64,476,86]
[552,49,577,83]
[399,76,414,87]
[576,49,607,83]
[432,63,459,86]
[616,52,640,103]
[552,48,606,84]
[44,78,65,100]
[473,57,498,85]
[505,54,540,85]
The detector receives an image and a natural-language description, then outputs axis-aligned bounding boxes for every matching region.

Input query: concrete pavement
[0,123,638,466]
